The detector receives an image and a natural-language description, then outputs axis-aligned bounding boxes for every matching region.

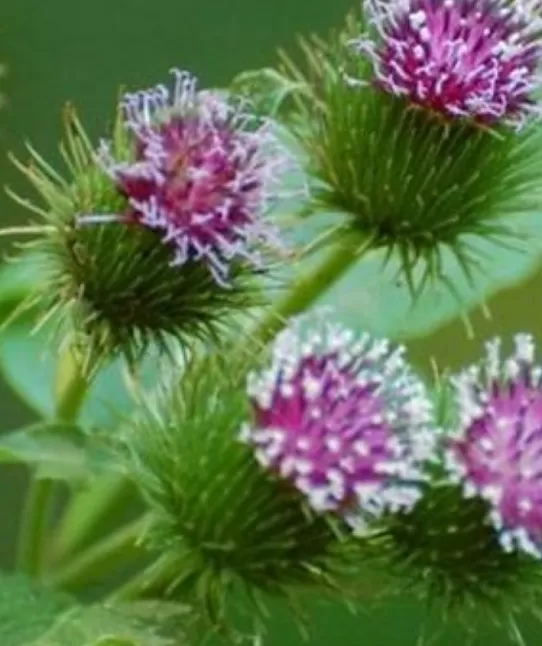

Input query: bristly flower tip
[241,312,436,531]
[87,68,289,286]
[351,0,542,128]
[446,333,542,558]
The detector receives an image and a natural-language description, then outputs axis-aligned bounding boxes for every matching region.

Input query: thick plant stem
[16,479,57,576]
[48,515,150,592]
[53,474,134,563]
[16,346,93,576]
[109,554,177,603]
[250,236,368,349]
[54,346,94,422]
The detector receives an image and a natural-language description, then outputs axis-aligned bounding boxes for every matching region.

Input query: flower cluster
[446,334,542,558]
[91,69,288,285]
[241,313,436,530]
[8,0,542,636]
[241,314,542,570]
[351,0,542,128]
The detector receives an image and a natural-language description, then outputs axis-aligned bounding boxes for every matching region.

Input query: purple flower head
[446,334,542,558]
[351,0,542,128]
[240,313,436,531]
[91,69,289,285]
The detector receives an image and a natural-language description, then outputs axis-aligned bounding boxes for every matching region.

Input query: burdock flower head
[370,335,542,622]
[447,333,542,557]
[279,5,542,292]
[92,69,285,286]
[125,345,364,634]
[352,0,542,128]
[241,312,436,530]
[10,69,289,365]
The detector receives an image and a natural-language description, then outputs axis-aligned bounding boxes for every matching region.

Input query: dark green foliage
[10,106,263,367]
[281,14,542,291]
[126,352,360,628]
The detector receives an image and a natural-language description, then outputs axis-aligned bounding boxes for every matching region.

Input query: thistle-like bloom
[447,334,542,558]
[241,314,436,528]
[351,0,542,127]
[92,69,288,285]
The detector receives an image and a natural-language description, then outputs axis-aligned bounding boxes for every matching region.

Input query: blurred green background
[1,0,542,643]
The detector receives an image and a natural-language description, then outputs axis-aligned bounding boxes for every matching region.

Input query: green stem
[109,554,176,603]
[47,515,150,592]
[16,479,57,576]
[251,236,368,348]
[52,474,135,563]
[16,346,93,576]
[54,346,93,422]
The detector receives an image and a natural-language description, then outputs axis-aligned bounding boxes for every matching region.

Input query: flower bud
[11,69,289,365]
[280,4,542,290]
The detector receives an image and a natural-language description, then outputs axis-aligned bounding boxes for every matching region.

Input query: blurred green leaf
[0,570,189,646]
[0,256,161,423]
[0,256,46,310]
[0,572,73,646]
[28,603,187,646]
[0,422,121,480]
[289,212,542,341]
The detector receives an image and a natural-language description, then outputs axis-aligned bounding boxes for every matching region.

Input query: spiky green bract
[125,350,361,634]
[367,484,542,624]
[8,106,262,367]
[280,13,542,291]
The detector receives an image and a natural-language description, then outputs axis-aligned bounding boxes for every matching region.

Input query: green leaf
[0,310,162,425]
[276,210,542,342]
[0,572,73,646]
[28,603,188,646]
[0,571,189,646]
[315,211,542,340]
[0,255,46,311]
[0,422,122,480]
[0,256,161,422]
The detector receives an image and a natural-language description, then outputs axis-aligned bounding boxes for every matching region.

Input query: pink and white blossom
[240,314,436,531]
[350,0,542,128]
[447,334,542,558]
[84,69,289,285]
